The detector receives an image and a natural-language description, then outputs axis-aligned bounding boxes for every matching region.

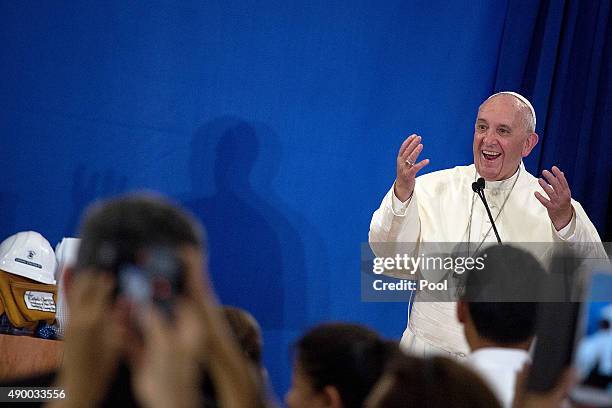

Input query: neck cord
[467,165,521,256]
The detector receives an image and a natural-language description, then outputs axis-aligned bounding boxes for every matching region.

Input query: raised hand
[132,301,203,408]
[534,166,574,231]
[394,134,430,202]
[54,272,124,407]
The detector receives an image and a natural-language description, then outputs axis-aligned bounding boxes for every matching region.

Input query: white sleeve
[391,185,412,215]
[553,202,607,261]
[369,184,421,246]
[369,184,422,278]
[553,209,576,240]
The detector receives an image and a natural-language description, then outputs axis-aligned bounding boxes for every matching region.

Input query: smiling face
[473,94,538,181]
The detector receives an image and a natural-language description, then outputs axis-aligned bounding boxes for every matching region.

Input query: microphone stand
[471,178,502,244]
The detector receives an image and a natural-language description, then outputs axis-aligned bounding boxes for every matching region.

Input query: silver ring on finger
[405,159,415,167]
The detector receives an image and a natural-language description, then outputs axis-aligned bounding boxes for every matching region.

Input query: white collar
[476,162,523,191]
[468,347,531,367]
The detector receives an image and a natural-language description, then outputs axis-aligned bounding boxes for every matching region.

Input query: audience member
[40,193,268,408]
[285,322,396,408]
[216,305,279,407]
[458,245,546,407]
[364,353,501,408]
[223,306,264,368]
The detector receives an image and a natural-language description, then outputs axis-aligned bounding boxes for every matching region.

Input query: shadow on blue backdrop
[183,116,329,395]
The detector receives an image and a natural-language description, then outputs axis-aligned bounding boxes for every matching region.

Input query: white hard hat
[0,231,57,284]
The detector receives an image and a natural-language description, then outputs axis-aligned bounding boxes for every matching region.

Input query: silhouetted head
[365,354,501,408]
[222,306,263,366]
[458,245,545,349]
[286,323,397,408]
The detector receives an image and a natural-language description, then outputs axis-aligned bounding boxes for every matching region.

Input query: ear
[521,132,539,157]
[457,300,467,324]
[322,385,344,408]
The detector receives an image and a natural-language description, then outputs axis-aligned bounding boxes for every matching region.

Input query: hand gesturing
[394,134,430,202]
[534,166,574,231]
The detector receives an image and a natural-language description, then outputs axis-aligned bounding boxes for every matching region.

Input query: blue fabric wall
[1,0,608,398]
[495,0,611,238]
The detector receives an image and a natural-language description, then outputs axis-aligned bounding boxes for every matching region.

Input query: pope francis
[368,92,604,357]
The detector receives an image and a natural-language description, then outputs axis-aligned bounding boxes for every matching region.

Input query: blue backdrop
[1,0,610,399]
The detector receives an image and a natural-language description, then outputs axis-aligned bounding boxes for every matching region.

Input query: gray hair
[482,91,536,133]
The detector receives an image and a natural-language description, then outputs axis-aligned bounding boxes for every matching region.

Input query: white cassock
[369,162,605,357]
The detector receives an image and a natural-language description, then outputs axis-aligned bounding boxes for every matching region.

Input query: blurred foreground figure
[223,306,264,369]
[458,245,546,407]
[15,193,269,408]
[285,323,397,408]
[364,353,501,408]
[219,306,281,406]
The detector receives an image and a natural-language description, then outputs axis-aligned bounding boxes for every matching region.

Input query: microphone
[471,177,502,244]
[471,177,485,193]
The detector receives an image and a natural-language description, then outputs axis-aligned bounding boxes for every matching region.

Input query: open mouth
[481,150,502,161]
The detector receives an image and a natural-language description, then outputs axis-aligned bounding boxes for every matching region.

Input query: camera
[116,246,185,317]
